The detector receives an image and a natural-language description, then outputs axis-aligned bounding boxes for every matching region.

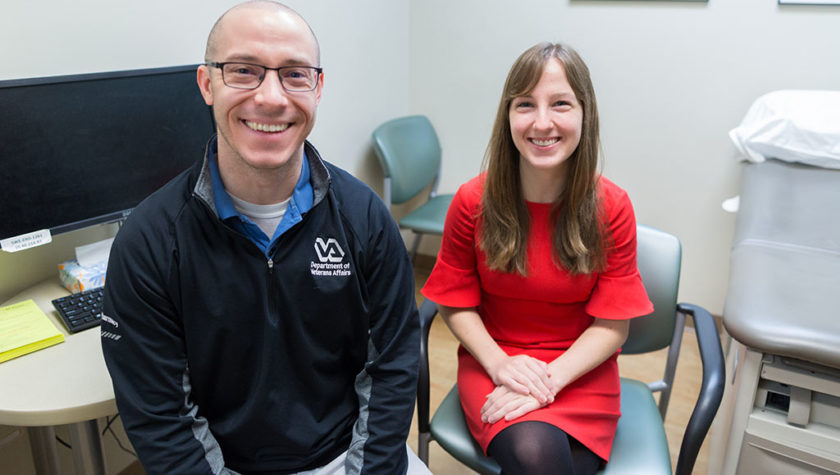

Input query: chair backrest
[622,224,682,355]
[371,115,443,205]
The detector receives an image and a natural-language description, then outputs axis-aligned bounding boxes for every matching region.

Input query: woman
[421,42,653,474]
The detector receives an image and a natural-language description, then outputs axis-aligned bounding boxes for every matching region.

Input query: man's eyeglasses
[206,62,322,92]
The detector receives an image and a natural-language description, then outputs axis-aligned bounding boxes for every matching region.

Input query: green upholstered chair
[371,115,454,260]
[416,225,725,474]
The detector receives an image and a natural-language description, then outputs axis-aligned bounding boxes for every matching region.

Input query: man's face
[197,7,322,174]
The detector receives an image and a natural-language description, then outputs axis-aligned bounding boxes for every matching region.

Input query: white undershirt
[228,193,291,239]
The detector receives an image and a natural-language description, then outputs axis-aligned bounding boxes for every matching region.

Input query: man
[101,2,424,473]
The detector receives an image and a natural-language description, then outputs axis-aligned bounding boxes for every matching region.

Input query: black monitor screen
[0,64,215,242]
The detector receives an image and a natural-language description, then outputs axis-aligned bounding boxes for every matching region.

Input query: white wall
[410,0,840,314]
[0,1,410,473]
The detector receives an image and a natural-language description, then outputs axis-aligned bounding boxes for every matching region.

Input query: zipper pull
[267,258,274,273]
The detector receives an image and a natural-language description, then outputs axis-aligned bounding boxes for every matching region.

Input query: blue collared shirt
[209,148,314,256]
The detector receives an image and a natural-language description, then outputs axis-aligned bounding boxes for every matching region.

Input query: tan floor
[121,264,712,475]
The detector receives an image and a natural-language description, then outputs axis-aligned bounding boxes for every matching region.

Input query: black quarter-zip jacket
[101,138,419,474]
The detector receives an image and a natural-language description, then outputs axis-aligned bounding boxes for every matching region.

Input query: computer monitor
[0,64,215,243]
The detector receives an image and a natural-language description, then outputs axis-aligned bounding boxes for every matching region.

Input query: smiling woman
[421,42,653,475]
[482,42,603,277]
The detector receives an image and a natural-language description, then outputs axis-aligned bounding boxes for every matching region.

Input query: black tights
[487,421,602,475]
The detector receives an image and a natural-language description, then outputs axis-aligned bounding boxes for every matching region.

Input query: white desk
[0,279,116,475]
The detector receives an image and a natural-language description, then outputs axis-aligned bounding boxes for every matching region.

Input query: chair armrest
[674,303,726,475]
[417,298,439,435]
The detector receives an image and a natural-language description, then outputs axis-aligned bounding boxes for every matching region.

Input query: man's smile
[244,120,291,133]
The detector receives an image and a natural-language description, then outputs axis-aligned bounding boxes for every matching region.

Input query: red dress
[421,174,653,461]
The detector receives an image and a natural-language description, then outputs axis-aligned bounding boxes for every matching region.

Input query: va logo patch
[311,237,352,277]
[314,237,345,263]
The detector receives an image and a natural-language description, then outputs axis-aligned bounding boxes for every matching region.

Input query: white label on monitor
[0,229,53,252]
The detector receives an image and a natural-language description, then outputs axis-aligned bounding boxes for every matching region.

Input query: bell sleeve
[421,179,483,308]
[585,183,654,320]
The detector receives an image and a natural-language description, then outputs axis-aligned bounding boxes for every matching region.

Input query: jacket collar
[193,135,331,217]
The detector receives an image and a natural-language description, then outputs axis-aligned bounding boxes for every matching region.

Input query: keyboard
[51,286,104,333]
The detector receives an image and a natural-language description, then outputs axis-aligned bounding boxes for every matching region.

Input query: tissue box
[58,259,107,293]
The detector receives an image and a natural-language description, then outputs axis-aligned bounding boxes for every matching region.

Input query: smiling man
[100,2,425,474]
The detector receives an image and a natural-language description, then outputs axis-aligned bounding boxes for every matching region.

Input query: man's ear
[196,65,214,106]
[314,71,324,105]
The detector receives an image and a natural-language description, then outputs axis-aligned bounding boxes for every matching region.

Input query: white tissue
[75,237,114,268]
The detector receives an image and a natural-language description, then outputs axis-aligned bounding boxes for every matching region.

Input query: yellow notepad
[0,299,65,363]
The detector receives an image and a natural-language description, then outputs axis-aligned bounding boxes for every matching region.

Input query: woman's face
[509,58,583,179]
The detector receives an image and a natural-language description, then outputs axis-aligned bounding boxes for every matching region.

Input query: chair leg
[418,431,432,465]
[417,299,437,467]
[409,233,423,262]
[659,311,686,420]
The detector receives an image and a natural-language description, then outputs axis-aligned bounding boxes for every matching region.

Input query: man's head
[197,1,323,176]
[204,1,320,65]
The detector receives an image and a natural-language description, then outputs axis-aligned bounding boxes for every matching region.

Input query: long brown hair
[479,42,607,275]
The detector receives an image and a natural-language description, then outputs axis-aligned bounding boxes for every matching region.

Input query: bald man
[101,2,425,473]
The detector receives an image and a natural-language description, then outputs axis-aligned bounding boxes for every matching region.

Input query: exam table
[709,159,840,474]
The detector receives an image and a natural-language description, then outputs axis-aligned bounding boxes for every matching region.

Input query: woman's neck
[519,161,566,203]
